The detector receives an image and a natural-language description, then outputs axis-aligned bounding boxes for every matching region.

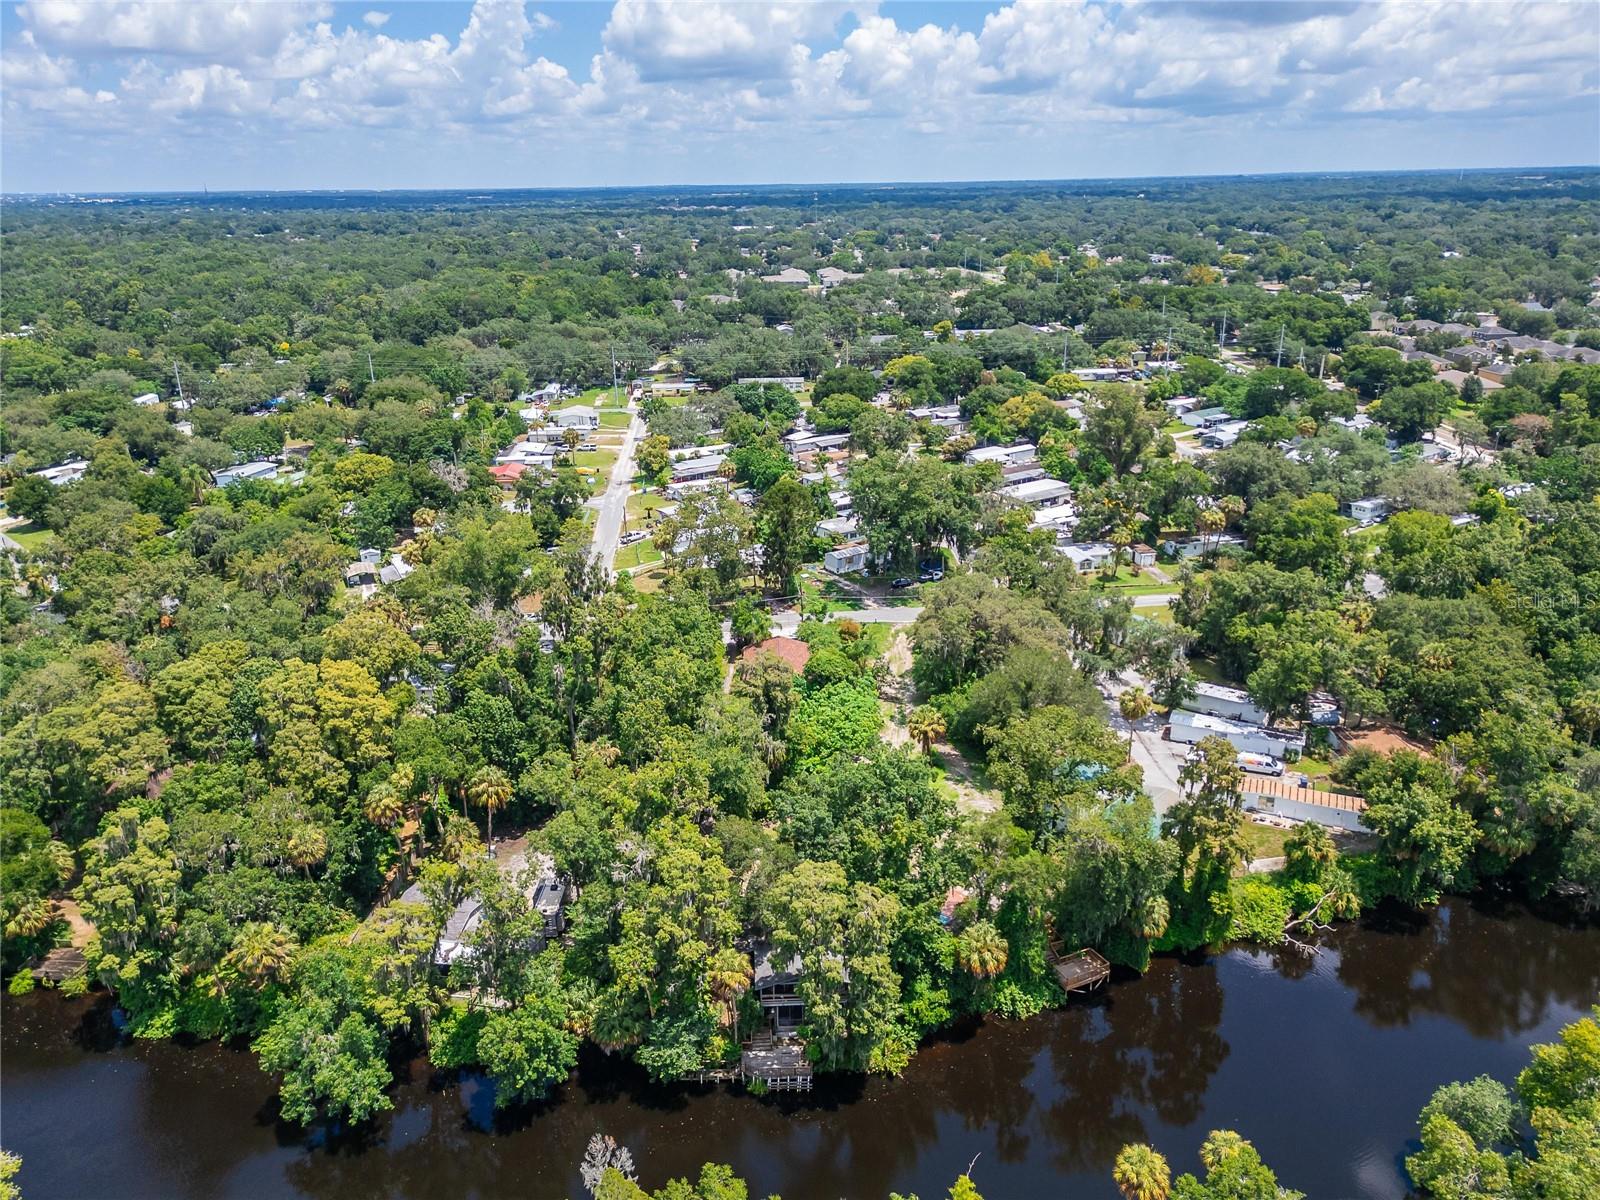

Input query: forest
[2,172,1598,1184]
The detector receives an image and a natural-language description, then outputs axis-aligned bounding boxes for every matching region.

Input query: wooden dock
[740,1032,813,1092]
[32,946,86,984]
[1046,924,1111,994]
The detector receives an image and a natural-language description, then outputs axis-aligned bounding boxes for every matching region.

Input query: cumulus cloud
[2,0,1595,181]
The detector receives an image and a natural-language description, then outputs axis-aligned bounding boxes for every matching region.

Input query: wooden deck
[1046,924,1111,994]
[740,1033,813,1092]
[32,946,86,984]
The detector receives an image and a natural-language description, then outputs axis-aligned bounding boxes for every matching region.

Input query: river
[3,897,1595,1200]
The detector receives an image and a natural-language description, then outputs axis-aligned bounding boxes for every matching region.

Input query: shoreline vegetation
[4,175,1599,1200]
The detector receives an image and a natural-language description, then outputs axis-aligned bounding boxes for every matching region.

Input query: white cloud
[1,0,1594,183]
[17,0,330,61]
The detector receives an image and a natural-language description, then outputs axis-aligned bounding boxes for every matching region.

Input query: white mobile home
[999,478,1072,507]
[1059,541,1116,573]
[965,442,1038,467]
[1186,682,1271,727]
[823,541,870,575]
[1168,709,1304,759]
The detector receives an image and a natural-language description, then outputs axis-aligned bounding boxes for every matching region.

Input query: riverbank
[4,897,1595,1200]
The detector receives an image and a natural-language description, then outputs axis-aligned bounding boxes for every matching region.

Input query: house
[1131,543,1156,567]
[815,515,859,538]
[1030,502,1077,531]
[29,459,90,487]
[739,637,811,674]
[738,376,806,392]
[1180,407,1232,428]
[212,461,280,488]
[964,442,1037,467]
[1059,541,1117,573]
[519,383,562,405]
[750,943,806,1036]
[1478,362,1518,384]
[551,406,599,430]
[649,379,700,396]
[1168,708,1304,759]
[818,266,863,288]
[671,454,726,482]
[1000,462,1047,486]
[760,268,812,287]
[379,553,414,586]
[1186,682,1271,727]
[1164,396,1204,417]
[1472,325,1518,344]
[1200,420,1248,449]
[1072,367,1121,383]
[1162,533,1247,559]
[1343,497,1390,523]
[133,392,161,407]
[823,541,870,575]
[344,560,380,601]
[999,478,1072,507]
[398,849,568,968]
[488,463,527,489]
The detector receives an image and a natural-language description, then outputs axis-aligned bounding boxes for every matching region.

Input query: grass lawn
[1092,566,1176,596]
[1162,418,1193,434]
[1139,604,1175,625]
[1242,821,1292,861]
[5,522,54,550]
[1187,656,1232,685]
[599,411,633,429]
[630,565,669,593]
[575,449,618,474]
[626,489,672,520]
[615,539,663,570]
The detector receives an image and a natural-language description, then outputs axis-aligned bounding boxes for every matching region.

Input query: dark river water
[3,897,1596,1200]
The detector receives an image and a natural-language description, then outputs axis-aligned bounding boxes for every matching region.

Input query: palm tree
[223,922,295,989]
[1197,506,1226,556]
[364,783,404,830]
[285,825,327,880]
[467,765,513,848]
[562,426,581,464]
[5,898,53,939]
[1198,1130,1250,1173]
[1568,690,1600,745]
[955,920,1008,979]
[1119,687,1154,749]
[1112,1143,1171,1200]
[706,946,754,1031]
[908,705,947,754]
[439,814,480,863]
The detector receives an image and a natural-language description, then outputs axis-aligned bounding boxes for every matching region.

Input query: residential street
[589,395,644,573]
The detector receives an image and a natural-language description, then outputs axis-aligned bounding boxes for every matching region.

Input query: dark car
[890,577,914,589]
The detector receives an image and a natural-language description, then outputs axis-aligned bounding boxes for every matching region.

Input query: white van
[1235,752,1285,776]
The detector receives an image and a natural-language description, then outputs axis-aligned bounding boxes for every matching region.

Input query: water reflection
[1333,897,1600,1038]
[3,898,1595,1200]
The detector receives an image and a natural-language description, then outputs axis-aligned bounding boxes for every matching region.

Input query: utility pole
[1319,353,1327,380]
[367,351,376,383]
[172,362,184,404]
[610,346,619,406]
[1217,314,1228,352]
[1275,324,1286,369]
[1297,346,1306,371]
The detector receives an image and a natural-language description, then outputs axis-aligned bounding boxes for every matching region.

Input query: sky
[2,0,1597,193]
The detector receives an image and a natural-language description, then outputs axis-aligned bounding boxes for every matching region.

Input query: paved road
[766,591,1176,637]
[590,397,644,573]
[1099,666,1186,814]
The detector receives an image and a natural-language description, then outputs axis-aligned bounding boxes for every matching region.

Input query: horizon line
[5,163,1599,200]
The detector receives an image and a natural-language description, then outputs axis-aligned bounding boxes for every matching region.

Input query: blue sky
[3,1,1596,193]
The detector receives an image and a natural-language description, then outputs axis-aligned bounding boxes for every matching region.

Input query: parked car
[890,577,914,589]
[918,568,944,582]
